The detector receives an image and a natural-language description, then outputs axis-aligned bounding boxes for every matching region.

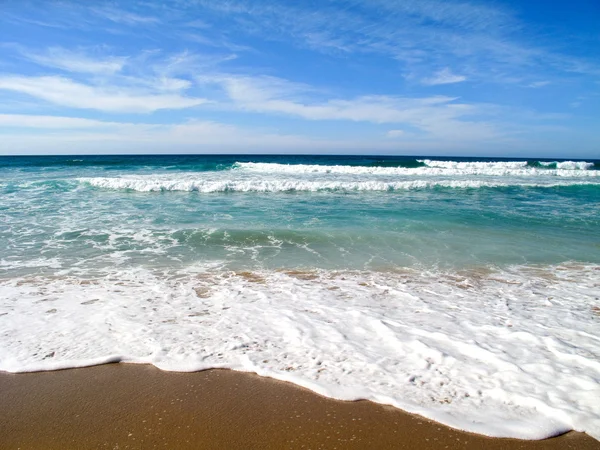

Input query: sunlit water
[1,155,599,439]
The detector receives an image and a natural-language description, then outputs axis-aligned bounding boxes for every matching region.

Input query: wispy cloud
[0,1,595,156]
[184,0,600,81]
[527,81,551,88]
[422,68,467,85]
[0,115,368,154]
[20,47,127,75]
[89,7,160,25]
[0,45,237,113]
[2,3,159,32]
[386,129,405,138]
[2,14,66,29]
[181,32,254,53]
[154,50,238,78]
[0,115,503,155]
[0,114,135,129]
[6,1,598,82]
[4,113,578,157]
[0,76,207,113]
[209,74,498,140]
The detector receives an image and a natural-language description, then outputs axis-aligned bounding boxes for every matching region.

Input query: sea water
[1,154,599,439]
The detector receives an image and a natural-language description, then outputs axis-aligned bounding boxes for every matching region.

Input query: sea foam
[69,159,600,193]
[2,155,599,442]
[236,161,598,177]
[1,264,599,440]
[77,176,600,192]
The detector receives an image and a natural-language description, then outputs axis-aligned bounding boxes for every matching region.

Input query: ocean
[1,154,599,440]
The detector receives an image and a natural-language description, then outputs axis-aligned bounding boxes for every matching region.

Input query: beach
[2,0,600,445]
[1,364,599,449]
[1,155,599,442]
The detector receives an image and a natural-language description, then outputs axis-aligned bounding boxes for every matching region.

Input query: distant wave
[0,156,237,171]
[235,161,598,177]
[78,176,600,192]
[420,159,595,170]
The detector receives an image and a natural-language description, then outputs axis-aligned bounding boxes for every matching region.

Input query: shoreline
[0,364,598,449]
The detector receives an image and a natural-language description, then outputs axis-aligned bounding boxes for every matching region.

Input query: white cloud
[0,112,583,157]
[366,0,515,32]
[192,0,515,34]
[184,1,512,66]
[154,50,237,79]
[0,114,132,129]
[0,76,207,113]
[185,0,600,81]
[422,68,467,85]
[90,7,160,25]
[0,116,502,156]
[22,47,127,75]
[528,81,551,88]
[386,129,405,138]
[209,74,496,140]
[0,117,367,154]
[0,68,500,142]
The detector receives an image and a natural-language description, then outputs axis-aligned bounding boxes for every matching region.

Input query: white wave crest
[236,162,598,177]
[419,159,528,169]
[422,160,594,170]
[539,161,595,170]
[77,176,599,192]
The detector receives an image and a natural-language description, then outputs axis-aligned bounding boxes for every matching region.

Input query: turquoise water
[1,155,599,277]
[2,155,600,439]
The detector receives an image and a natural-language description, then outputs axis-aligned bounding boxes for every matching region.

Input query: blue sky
[0,0,598,157]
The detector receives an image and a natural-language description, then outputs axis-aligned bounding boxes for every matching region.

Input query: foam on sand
[1,264,599,440]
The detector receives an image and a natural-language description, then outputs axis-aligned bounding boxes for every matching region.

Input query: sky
[0,0,599,157]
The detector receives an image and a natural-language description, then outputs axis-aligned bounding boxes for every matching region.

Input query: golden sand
[0,364,598,450]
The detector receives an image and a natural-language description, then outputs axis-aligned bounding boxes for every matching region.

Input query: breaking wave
[235,161,598,177]
[78,176,600,192]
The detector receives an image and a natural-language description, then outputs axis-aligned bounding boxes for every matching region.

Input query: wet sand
[0,364,598,449]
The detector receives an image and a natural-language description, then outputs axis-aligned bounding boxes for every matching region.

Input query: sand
[0,364,598,449]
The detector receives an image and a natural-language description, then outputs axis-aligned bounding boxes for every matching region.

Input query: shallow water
[1,154,599,440]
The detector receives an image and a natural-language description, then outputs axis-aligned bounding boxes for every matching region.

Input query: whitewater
[1,155,599,441]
